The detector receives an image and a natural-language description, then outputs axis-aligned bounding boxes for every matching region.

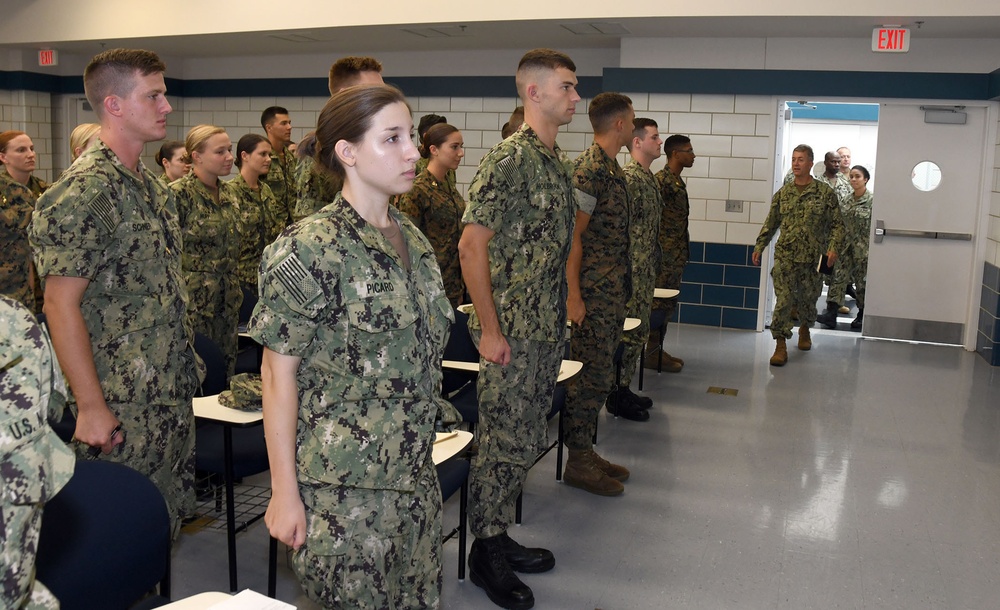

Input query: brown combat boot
[798,324,812,351]
[588,449,630,482]
[564,449,624,496]
[770,337,788,366]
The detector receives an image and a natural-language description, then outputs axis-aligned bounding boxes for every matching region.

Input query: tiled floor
[169,323,1000,609]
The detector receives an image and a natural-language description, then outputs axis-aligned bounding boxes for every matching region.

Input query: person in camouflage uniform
[155,140,189,185]
[29,49,200,536]
[261,106,296,228]
[252,85,452,610]
[1,296,76,610]
[0,168,37,311]
[562,92,637,496]
[818,150,852,201]
[398,123,467,307]
[290,133,342,222]
[458,49,579,610]
[230,134,283,294]
[652,134,696,372]
[818,165,872,330]
[414,114,458,190]
[618,118,664,409]
[172,125,243,379]
[753,144,844,366]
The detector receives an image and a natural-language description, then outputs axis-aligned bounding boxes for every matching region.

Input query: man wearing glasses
[650,135,695,372]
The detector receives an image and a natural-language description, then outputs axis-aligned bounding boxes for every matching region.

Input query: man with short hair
[819,150,852,201]
[459,48,579,610]
[617,118,663,410]
[651,135,695,371]
[30,48,200,534]
[752,144,844,366]
[293,57,386,222]
[837,146,852,177]
[501,106,525,139]
[261,106,296,226]
[563,91,637,497]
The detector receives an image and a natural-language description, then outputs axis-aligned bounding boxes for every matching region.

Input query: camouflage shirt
[0,172,36,310]
[263,145,296,227]
[249,192,453,491]
[463,124,576,342]
[25,175,48,199]
[228,173,283,291]
[291,155,342,223]
[819,172,852,203]
[622,159,662,289]
[573,142,632,293]
[30,139,200,406]
[1,296,75,609]
[840,189,873,260]
[654,165,691,262]
[755,178,845,264]
[397,168,466,306]
[415,157,457,189]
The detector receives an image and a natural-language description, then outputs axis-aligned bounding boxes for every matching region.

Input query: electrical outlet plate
[725,200,743,213]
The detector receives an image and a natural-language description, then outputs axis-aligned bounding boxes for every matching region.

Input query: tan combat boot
[564,449,624,496]
[770,337,788,366]
[588,450,630,482]
[798,324,812,351]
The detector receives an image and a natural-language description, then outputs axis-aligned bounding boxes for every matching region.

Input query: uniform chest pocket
[346,295,418,335]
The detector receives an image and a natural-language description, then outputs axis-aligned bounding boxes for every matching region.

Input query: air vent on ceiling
[562,22,631,35]
[403,25,470,38]
[267,33,321,43]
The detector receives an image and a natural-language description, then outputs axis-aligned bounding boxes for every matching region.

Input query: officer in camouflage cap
[1,296,75,610]
[563,91,637,498]
[29,48,200,536]
[251,85,452,609]
[618,118,664,410]
[753,144,844,366]
[458,48,579,610]
[398,123,467,307]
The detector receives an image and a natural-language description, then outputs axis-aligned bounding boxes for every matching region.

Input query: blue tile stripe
[977,262,1000,366]
[669,242,760,331]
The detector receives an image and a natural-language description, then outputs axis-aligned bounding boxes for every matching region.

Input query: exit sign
[872,27,910,53]
[38,49,58,66]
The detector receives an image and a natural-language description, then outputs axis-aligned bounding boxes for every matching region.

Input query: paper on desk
[208,589,296,609]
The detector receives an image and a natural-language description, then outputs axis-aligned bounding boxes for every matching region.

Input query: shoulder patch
[496,156,519,186]
[273,254,323,309]
[87,191,120,234]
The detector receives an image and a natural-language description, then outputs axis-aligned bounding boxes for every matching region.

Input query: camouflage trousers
[186,271,242,379]
[73,401,195,538]
[651,259,686,320]
[293,460,442,609]
[828,250,867,309]
[620,268,657,385]
[565,284,627,450]
[468,332,563,539]
[1,502,60,610]
[770,257,824,339]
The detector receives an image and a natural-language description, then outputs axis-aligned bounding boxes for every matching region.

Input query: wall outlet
[725,199,744,213]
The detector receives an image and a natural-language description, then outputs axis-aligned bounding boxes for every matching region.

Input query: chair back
[442,309,479,395]
[194,333,228,396]
[35,460,171,610]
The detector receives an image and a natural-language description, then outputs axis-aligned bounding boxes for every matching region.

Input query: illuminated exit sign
[38,49,59,66]
[872,27,910,53]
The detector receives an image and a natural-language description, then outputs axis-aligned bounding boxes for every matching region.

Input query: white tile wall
[992,116,1000,267]
[1,89,54,182]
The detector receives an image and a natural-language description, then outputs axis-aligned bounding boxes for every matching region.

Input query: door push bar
[874,220,972,244]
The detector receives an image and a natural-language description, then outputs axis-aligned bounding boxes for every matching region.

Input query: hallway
[172,325,1000,609]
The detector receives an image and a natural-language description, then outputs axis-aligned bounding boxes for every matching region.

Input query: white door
[864,102,993,346]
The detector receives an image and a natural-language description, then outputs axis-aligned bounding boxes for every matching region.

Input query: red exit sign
[38,49,59,66]
[872,27,910,53]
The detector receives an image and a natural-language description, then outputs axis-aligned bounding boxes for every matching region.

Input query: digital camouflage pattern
[564,142,632,450]
[397,168,466,307]
[228,173,283,293]
[291,156,341,223]
[828,189,873,308]
[262,145,296,227]
[818,171,852,203]
[652,165,690,323]
[293,463,442,609]
[468,332,563,538]
[30,140,200,532]
[755,178,845,338]
[620,159,662,383]
[0,172,36,310]
[1,296,75,610]
[462,124,576,342]
[249,191,451,607]
[171,173,243,378]
[463,123,575,538]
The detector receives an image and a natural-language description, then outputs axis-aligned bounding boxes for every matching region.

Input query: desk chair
[443,309,480,433]
[35,460,171,610]
[438,457,471,579]
[638,309,668,390]
[235,286,263,375]
[193,335,269,592]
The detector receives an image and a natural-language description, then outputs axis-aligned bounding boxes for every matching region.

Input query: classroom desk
[158,592,232,609]
[193,396,264,593]
[456,304,640,334]
[442,359,583,383]
[654,287,681,299]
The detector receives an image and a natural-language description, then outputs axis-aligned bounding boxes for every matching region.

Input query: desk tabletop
[193,395,263,426]
[623,317,641,332]
[458,304,641,333]
[654,288,681,299]
[433,430,473,465]
[442,359,582,383]
[157,592,232,609]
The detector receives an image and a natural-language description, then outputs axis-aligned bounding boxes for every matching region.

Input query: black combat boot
[816,301,839,329]
[495,531,555,573]
[851,307,864,330]
[469,535,535,609]
[617,384,653,409]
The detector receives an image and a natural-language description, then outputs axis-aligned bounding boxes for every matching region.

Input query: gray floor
[169,324,1000,609]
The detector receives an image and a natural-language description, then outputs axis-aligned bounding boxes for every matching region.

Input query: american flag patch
[87,191,119,234]
[496,156,518,186]
[273,254,321,308]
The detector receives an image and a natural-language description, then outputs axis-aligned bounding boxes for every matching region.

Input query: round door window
[911,161,941,192]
